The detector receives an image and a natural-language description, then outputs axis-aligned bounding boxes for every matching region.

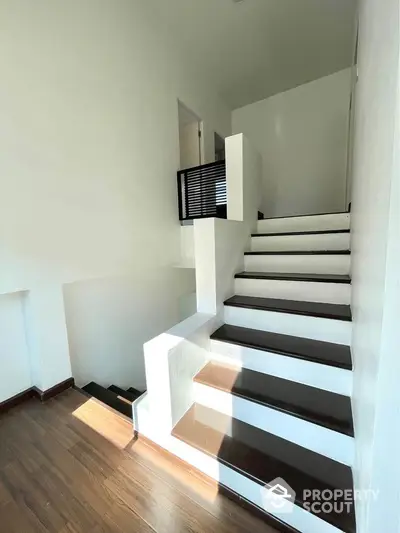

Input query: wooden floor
[0,388,276,533]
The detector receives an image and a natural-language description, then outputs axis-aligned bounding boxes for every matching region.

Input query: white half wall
[0,0,231,394]
[232,69,352,218]
[23,285,72,392]
[349,0,400,531]
[142,312,220,432]
[0,292,31,402]
[64,268,196,391]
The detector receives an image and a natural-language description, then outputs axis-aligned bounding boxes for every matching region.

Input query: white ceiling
[148,0,357,109]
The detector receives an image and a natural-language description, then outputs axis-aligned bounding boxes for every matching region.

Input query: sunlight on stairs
[172,212,355,533]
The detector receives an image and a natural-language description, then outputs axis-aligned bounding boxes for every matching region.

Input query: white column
[226,133,262,230]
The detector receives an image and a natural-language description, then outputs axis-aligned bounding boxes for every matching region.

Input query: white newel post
[226,133,262,230]
[193,134,263,315]
[136,134,262,440]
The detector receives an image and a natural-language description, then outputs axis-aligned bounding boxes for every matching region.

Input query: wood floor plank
[0,480,11,507]
[117,461,232,533]
[0,389,275,533]
[0,499,44,533]
[1,461,66,532]
[124,439,276,533]
[102,498,156,533]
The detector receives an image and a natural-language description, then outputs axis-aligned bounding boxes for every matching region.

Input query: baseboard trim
[0,388,36,414]
[0,378,75,414]
[34,377,75,402]
[133,431,300,533]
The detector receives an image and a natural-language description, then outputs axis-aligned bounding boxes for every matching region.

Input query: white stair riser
[224,306,352,345]
[209,339,353,397]
[194,382,354,467]
[244,254,351,275]
[138,415,344,533]
[251,233,350,252]
[234,278,351,305]
[257,213,350,234]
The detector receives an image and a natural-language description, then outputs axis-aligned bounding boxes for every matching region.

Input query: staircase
[82,382,144,419]
[153,212,355,533]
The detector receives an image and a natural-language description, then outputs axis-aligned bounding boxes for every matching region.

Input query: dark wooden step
[225,295,352,321]
[211,324,352,370]
[82,382,132,418]
[173,404,355,533]
[259,211,349,220]
[245,249,351,255]
[194,362,354,436]
[108,385,138,402]
[127,387,144,401]
[252,229,350,237]
[235,272,351,283]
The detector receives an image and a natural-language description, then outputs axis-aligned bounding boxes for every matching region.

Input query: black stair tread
[194,362,354,436]
[259,211,348,220]
[173,404,355,533]
[82,382,132,419]
[211,325,352,370]
[252,229,350,237]
[225,295,352,321]
[127,387,144,400]
[108,385,137,402]
[245,249,351,255]
[235,271,351,283]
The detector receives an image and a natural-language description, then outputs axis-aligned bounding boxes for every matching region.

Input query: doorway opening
[178,101,203,170]
[214,132,225,161]
[345,21,359,211]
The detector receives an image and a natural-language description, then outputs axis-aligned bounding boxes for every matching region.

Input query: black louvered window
[177,161,227,221]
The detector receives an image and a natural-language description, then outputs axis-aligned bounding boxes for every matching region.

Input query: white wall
[0,0,231,396]
[0,292,32,402]
[350,0,400,531]
[232,69,352,218]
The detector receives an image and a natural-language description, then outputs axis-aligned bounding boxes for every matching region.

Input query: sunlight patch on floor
[72,394,220,504]
[72,397,134,449]
[125,439,220,503]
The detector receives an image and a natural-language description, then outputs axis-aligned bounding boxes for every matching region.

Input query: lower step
[108,385,138,402]
[234,275,351,305]
[250,232,350,253]
[82,382,132,418]
[173,403,355,533]
[224,297,352,345]
[256,213,350,234]
[244,251,351,276]
[194,362,353,437]
[127,386,145,400]
[209,324,353,396]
